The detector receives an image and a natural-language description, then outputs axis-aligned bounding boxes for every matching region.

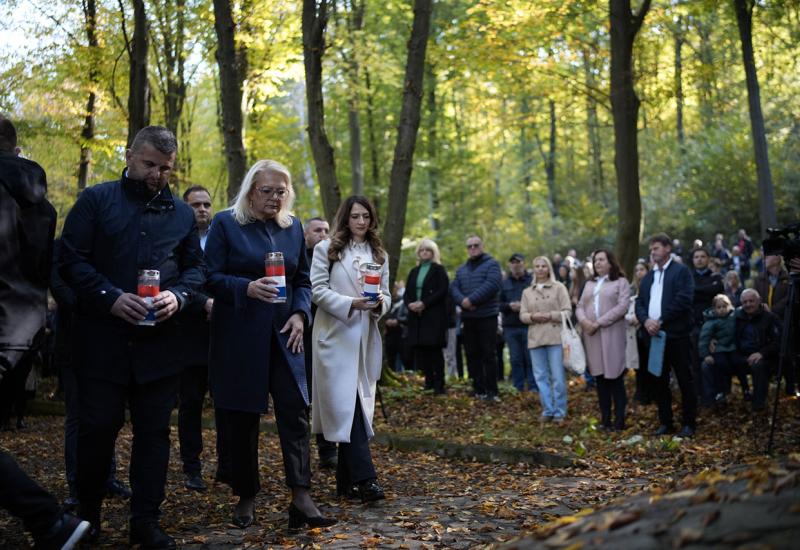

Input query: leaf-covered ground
[1,371,798,548]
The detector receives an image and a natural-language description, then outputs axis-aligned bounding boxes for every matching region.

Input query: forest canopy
[1,0,798,278]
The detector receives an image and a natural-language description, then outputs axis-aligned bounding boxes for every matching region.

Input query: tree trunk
[674,17,685,154]
[213,0,247,202]
[340,0,365,195]
[519,95,534,233]
[152,0,187,137]
[127,0,150,147]
[383,0,433,288]
[303,0,341,222]
[610,0,651,276]
[581,49,605,199]
[77,0,98,194]
[733,0,777,237]
[424,62,439,233]
[694,15,717,128]
[545,99,557,218]
[364,67,380,191]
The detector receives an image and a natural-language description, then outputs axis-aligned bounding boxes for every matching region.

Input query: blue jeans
[504,326,536,391]
[530,345,567,418]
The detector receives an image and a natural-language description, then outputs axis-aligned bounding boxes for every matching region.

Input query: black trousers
[689,327,706,405]
[414,346,445,393]
[455,332,465,379]
[214,408,231,483]
[178,364,208,475]
[462,316,499,396]
[0,354,33,427]
[304,329,337,461]
[218,341,311,498]
[336,398,377,484]
[595,374,627,429]
[654,336,697,429]
[76,373,179,520]
[0,451,61,536]
[634,336,655,403]
[62,363,117,492]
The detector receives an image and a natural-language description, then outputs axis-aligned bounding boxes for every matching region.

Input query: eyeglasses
[256,187,287,199]
[466,243,481,249]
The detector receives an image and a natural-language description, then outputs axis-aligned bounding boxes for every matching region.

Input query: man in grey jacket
[451,236,503,402]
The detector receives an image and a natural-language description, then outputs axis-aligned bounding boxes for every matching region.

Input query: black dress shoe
[129,519,176,549]
[353,479,385,503]
[184,473,207,492]
[231,501,256,528]
[33,512,91,550]
[63,494,79,512]
[77,506,101,544]
[653,424,675,436]
[107,478,132,499]
[287,503,338,530]
[319,455,338,470]
[677,425,695,438]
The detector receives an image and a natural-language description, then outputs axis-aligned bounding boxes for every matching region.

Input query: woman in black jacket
[404,238,450,394]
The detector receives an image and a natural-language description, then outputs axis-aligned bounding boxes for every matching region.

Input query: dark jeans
[62,364,117,492]
[76,373,180,520]
[462,316,499,396]
[731,353,772,409]
[218,338,311,498]
[654,336,697,429]
[414,346,445,393]
[455,332,465,379]
[595,374,627,429]
[504,326,536,391]
[178,364,208,475]
[0,451,61,537]
[700,351,751,401]
[337,398,377,485]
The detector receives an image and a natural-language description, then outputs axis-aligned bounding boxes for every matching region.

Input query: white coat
[310,238,390,442]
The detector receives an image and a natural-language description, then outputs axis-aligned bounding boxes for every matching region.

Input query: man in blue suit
[635,234,697,437]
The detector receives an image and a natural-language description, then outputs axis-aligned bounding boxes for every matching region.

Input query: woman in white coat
[310,196,390,503]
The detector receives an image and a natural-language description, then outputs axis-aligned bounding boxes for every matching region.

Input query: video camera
[763,222,800,265]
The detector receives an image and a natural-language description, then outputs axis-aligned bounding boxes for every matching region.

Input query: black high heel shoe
[232,501,256,528]
[288,503,337,529]
[353,479,385,503]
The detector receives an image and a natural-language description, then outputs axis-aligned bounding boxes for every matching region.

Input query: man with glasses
[450,236,503,402]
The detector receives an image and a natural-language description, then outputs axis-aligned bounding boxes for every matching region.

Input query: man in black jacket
[302,217,337,469]
[635,234,697,438]
[0,114,91,549]
[732,289,780,412]
[59,126,205,548]
[500,253,536,393]
[177,185,215,492]
[690,247,724,405]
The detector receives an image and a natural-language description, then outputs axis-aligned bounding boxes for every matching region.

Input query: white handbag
[560,311,586,375]
[625,297,640,370]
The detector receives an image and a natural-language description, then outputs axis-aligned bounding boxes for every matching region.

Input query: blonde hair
[712,294,733,312]
[416,237,441,265]
[531,256,556,284]
[230,159,295,228]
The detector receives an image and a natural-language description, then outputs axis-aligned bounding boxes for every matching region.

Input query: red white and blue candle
[137,269,160,326]
[265,252,287,303]
[363,263,382,302]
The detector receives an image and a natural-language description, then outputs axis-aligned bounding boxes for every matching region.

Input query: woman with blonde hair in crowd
[576,250,630,431]
[403,238,450,395]
[520,256,572,424]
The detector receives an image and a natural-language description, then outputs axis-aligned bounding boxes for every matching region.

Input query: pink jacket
[575,277,630,379]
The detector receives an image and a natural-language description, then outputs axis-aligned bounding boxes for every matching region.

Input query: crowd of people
[1,114,798,549]
[389,231,797,437]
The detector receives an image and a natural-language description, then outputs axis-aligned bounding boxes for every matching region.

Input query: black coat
[635,260,695,339]
[58,172,205,384]
[692,269,724,326]
[404,262,450,348]
[0,152,57,368]
[734,305,780,361]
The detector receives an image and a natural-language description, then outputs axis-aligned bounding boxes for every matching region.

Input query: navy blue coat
[499,271,532,328]
[58,173,205,384]
[450,253,502,319]
[635,260,695,339]
[205,211,311,413]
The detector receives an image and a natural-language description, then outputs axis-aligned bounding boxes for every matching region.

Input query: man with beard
[59,126,204,548]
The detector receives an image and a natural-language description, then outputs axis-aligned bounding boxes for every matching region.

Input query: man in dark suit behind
[636,233,697,438]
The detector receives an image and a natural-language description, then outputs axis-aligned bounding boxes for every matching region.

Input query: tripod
[766,273,799,454]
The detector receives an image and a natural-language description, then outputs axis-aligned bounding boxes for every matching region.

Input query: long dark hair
[328,195,386,264]
[592,249,625,281]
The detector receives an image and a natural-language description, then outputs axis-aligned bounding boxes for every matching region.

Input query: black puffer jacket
[0,152,56,368]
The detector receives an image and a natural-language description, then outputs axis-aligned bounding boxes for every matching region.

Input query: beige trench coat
[519,281,572,348]
[310,239,390,442]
